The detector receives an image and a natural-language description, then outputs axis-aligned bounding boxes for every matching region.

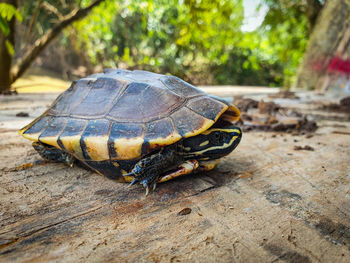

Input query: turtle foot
[127,174,159,195]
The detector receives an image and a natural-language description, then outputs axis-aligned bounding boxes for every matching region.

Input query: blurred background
[0,0,349,94]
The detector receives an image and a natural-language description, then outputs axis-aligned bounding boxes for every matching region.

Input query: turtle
[19,69,242,194]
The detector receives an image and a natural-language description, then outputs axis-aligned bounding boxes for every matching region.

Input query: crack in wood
[0,205,104,252]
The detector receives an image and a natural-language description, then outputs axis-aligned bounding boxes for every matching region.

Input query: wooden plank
[0,91,349,262]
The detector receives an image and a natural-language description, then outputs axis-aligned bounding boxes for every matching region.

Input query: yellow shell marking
[183,118,215,138]
[39,136,60,149]
[84,136,109,161]
[19,131,41,142]
[221,104,240,123]
[113,137,144,160]
[213,103,229,122]
[147,131,182,150]
[59,135,84,159]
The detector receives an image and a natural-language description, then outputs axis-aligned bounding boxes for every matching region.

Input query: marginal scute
[109,123,144,160]
[171,107,214,137]
[38,117,68,149]
[20,115,51,142]
[113,137,144,160]
[220,104,241,123]
[58,119,87,159]
[71,78,126,117]
[80,120,111,161]
[60,135,84,159]
[83,136,110,161]
[186,97,228,121]
[108,82,184,122]
[143,118,182,154]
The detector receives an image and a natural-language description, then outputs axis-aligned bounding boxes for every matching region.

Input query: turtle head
[182,126,242,160]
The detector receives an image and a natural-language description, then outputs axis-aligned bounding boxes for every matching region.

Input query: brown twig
[42,2,64,20]
[11,0,105,84]
[25,0,43,43]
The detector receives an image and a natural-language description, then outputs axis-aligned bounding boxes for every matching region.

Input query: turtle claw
[152,182,157,191]
[127,178,138,187]
[140,176,159,195]
[145,185,150,196]
[140,180,151,195]
[127,172,159,195]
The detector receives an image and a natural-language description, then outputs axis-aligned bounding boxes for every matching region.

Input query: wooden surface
[0,90,349,262]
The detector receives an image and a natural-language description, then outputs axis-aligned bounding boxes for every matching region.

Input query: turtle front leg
[158,160,199,183]
[125,146,183,194]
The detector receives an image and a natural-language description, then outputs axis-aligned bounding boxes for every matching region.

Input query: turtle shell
[19,69,240,162]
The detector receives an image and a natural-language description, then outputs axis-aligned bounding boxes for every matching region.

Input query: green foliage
[0,3,22,55]
[73,0,260,84]
[71,0,307,86]
[257,0,310,87]
[15,0,311,87]
[0,3,22,36]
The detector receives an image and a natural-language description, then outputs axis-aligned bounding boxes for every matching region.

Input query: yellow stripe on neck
[190,135,239,155]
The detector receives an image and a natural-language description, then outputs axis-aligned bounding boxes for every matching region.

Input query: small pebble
[178,208,191,216]
[294,145,314,151]
[16,112,29,117]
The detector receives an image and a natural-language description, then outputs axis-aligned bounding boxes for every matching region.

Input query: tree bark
[0,0,17,94]
[10,0,104,84]
[295,0,350,90]
[305,0,324,31]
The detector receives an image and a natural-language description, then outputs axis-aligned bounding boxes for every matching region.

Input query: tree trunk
[295,0,350,91]
[305,0,323,31]
[0,0,17,94]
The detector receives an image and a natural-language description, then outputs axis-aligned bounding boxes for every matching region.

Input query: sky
[242,0,268,32]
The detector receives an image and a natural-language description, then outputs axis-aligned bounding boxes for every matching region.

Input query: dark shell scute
[144,118,175,141]
[104,68,130,74]
[142,118,178,154]
[81,119,110,137]
[38,117,67,139]
[49,80,92,115]
[109,122,144,140]
[171,107,207,137]
[108,82,184,122]
[161,75,205,98]
[23,116,51,135]
[71,78,126,117]
[60,119,87,137]
[186,97,227,121]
